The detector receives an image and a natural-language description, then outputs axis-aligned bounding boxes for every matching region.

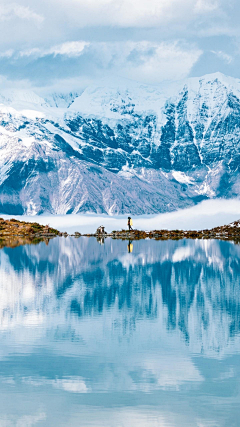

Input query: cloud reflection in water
[0,237,240,426]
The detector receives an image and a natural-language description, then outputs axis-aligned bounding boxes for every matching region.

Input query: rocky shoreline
[98,221,240,241]
[1,217,240,248]
[81,221,240,242]
[0,218,59,248]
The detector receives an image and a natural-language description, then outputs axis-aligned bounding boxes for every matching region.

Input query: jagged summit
[1,72,240,215]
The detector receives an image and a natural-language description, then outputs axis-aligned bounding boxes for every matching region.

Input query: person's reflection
[97,236,105,245]
[127,240,133,253]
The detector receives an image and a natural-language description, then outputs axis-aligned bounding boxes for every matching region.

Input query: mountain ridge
[1,72,240,215]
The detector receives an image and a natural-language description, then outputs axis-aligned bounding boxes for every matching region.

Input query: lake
[0,236,240,426]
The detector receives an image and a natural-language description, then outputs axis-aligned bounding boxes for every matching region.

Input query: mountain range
[1,72,240,215]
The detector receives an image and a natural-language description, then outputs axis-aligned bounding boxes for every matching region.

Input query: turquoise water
[0,237,240,426]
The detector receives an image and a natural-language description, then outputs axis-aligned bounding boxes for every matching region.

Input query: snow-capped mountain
[1,72,240,215]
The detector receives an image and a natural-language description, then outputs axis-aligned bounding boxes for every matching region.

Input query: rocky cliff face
[1,72,240,215]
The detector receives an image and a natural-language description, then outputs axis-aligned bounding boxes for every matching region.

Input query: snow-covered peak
[0,72,238,119]
[67,72,240,120]
[0,89,48,111]
[68,79,168,119]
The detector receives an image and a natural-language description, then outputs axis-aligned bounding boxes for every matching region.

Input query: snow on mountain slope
[1,72,240,215]
[0,89,48,111]
[45,91,81,108]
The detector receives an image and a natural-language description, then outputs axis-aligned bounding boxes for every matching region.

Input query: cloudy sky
[0,0,239,91]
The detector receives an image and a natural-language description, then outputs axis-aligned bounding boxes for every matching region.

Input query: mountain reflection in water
[0,237,240,426]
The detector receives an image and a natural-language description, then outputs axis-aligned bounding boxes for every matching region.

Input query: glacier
[1,72,240,215]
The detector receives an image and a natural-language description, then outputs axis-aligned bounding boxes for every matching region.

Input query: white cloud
[6,40,202,85]
[85,40,202,84]
[0,0,237,86]
[19,48,41,58]
[47,0,220,27]
[0,49,14,58]
[0,3,44,24]
[19,41,89,58]
[212,50,233,64]
[194,0,219,14]
[121,41,202,83]
[49,41,89,57]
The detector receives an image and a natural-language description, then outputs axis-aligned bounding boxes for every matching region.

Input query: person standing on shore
[128,217,133,231]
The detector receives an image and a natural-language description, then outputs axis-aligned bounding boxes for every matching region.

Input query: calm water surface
[0,237,240,426]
